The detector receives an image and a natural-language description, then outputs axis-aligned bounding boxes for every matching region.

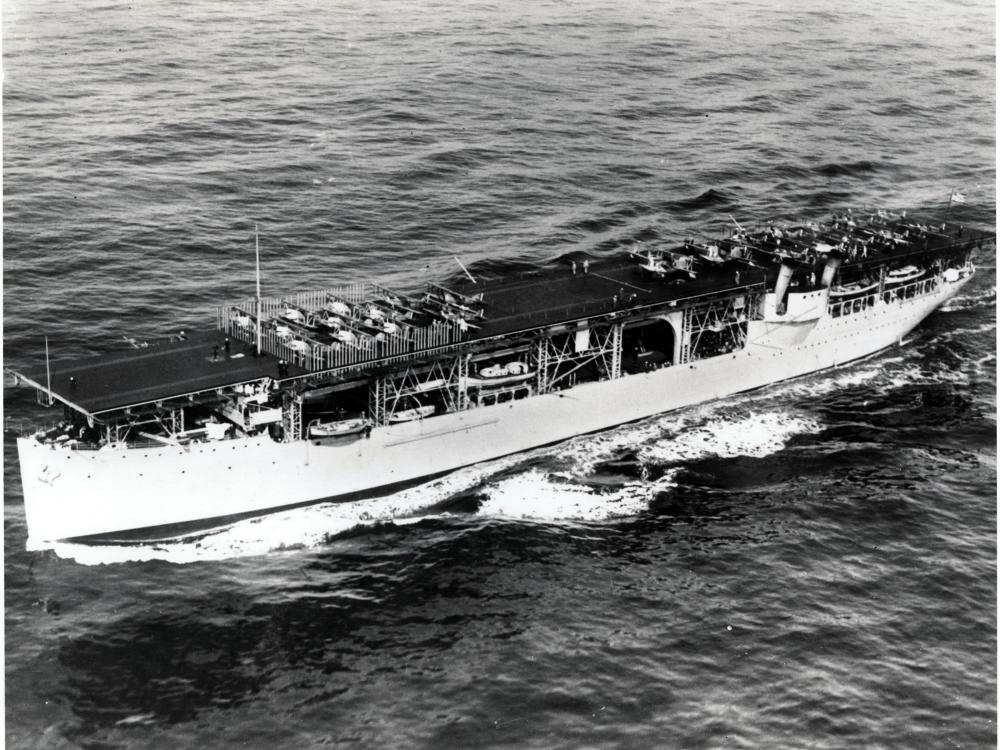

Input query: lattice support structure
[370,375,387,427]
[534,339,551,394]
[371,353,469,423]
[682,294,757,361]
[609,322,623,380]
[170,408,185,435]
[456,354,470,412]
[283,394,303,442]
[534,323,623,392]
[679,306,694,365]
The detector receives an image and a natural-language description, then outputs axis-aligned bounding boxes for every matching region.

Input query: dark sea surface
[3,0,996,747]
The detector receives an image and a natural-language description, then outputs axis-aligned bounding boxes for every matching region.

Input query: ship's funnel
[821,256,843,288]
[774,263,795,315]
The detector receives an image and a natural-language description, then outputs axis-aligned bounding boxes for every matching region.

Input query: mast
[255,224,262,356]
[44,336,53,406]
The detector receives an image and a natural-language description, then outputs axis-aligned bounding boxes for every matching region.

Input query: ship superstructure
[8,211,989,546]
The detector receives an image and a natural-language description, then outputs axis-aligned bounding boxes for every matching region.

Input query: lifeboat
[308,418,370,442]
[465,361,535,388]
[388,404,436,422]
[829,280,879,298]
[885,265,923,285]
[412,378,446,393]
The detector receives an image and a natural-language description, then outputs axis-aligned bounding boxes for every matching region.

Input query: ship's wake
[478,410,821,523]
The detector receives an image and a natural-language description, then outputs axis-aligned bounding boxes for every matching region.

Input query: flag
[951,190,966,204]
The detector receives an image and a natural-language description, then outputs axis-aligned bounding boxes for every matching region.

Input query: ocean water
[3,0,996,747]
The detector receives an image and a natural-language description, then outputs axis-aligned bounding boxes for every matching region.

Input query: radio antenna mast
[255,225,262,356]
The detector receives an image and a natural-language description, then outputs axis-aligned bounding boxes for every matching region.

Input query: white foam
[477,468,679,523]
[880,362,969,387]
[477,409,822,524]
[639,411,822,465]
[546,411,695,475]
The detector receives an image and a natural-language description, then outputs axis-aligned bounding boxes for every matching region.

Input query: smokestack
[774,263,795,315]
[821,256,843,287]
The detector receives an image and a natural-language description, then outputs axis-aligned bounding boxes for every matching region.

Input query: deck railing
[217,282,467,372]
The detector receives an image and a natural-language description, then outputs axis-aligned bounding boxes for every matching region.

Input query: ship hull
[17,272,970,548]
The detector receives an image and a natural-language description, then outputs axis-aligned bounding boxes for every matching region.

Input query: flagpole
[44,336,53,406]
[255,224,262,356]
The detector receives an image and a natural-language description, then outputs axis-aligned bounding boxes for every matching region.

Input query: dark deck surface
[465,257,764,339]
[14,331,306,416]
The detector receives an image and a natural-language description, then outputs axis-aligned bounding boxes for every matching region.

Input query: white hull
[17,273,971,548]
